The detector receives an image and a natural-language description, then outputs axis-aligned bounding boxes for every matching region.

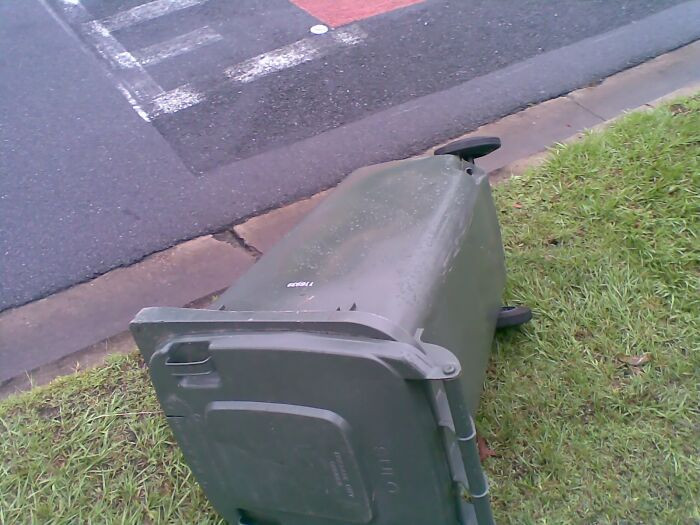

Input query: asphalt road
[2,0,700,311]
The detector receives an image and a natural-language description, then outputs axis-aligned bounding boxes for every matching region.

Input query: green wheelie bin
[131,137,526,525]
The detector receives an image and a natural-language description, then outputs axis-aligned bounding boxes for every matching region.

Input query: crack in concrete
[213,229,262,258]
[565,95,607,121]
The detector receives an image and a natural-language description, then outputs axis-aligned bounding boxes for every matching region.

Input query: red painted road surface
[290,0,424,27]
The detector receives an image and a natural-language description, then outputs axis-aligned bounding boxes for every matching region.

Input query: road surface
[2,0,699,310]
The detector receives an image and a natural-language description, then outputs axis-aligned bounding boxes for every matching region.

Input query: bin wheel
[496,305,532,329]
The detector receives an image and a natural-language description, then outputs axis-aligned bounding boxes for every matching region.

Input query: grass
[2,95,699,524]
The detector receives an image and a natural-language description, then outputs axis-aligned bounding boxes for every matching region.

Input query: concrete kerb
[1,42,698,398]
[488,81,700,182]
[0,235,256,397]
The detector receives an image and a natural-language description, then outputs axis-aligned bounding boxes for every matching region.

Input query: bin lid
[132,307,464,525]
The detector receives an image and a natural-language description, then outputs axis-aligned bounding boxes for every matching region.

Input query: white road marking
[84,20,139,68]
[150,85,203,116]
[50,0,368,120]
[225,25,367,83]
[133,26,222,67]
[51,0,91,24]
[50,0,164,120]
[116,83,151,121]
[331,26,366,45]
[101,0,208,32]
[82,20,164,100]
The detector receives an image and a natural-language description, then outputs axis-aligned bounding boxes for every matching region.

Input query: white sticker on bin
[287,281,315,288]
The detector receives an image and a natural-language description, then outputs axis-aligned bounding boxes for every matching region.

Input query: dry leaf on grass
[616,353,652,366]
[669,103,690,115]
[477,435,497,461]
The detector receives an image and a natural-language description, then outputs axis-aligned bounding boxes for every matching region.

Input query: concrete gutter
[1,41,699,398]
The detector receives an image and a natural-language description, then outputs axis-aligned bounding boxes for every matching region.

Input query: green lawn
[2,95,699,524]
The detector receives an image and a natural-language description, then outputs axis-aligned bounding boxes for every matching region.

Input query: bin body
[131,154,505,525]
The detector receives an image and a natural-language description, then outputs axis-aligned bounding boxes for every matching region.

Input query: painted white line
[226,40,321,83]
[51,0,92,24]
[50,0,165,120]
[330,26,366,45]
[101,0,208,32]
[53,0,365,119]
[116,83,151,121]
[225,25,367,83]
[149,25,367,117]
[150,85,203,116]
[84,20,139,68]
[133,26,222,67]
[82,20,164,101]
